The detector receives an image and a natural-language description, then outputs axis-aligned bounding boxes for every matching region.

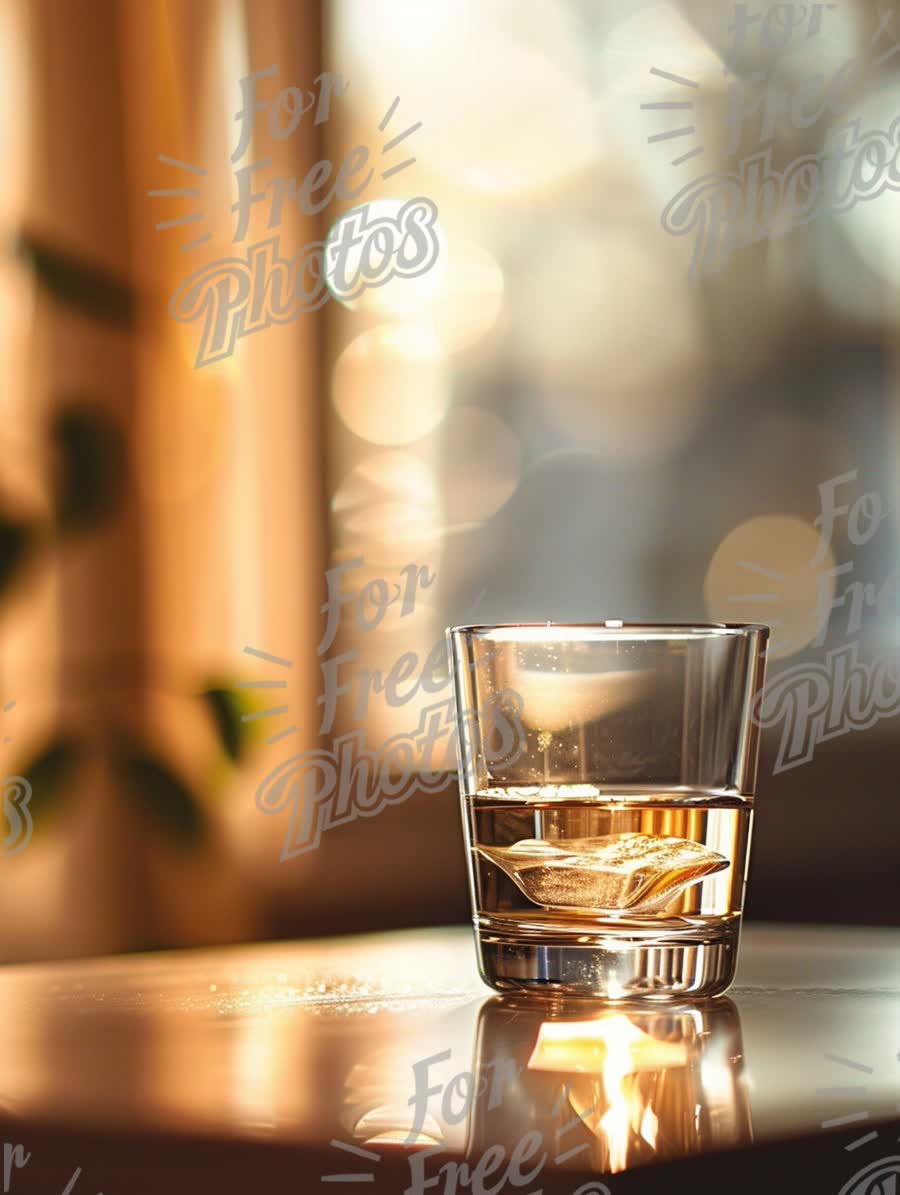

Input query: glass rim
[447,621,769,639]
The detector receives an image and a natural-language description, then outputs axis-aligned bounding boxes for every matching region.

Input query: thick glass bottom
[474,914,742,999]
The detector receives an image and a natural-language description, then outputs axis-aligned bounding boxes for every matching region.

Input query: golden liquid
[467,786,751,942]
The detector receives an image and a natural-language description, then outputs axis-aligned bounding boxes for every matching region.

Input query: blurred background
[0,0,897,961]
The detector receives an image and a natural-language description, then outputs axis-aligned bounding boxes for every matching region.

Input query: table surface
[0,923,897,1194]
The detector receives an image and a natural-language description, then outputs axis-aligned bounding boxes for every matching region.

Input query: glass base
[475,916,741,1000]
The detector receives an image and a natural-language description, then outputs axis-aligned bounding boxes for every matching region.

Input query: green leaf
[201,686,249,763]
[15,231,136,329]
[18,735,83,828]
[0,519,39,596]
[115,736,207,847]
[50,405,127,534]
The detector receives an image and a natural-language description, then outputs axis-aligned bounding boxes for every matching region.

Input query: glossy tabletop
[0,923,896,1194]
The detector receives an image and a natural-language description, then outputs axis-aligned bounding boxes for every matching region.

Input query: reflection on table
[340,994,751,1182]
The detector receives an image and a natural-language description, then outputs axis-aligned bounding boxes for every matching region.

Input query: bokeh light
[332,451,437,520]
[331,451,443,568]
[324,211,502,354]
[704,516,837,660]
[823,80,900,295]
[332,325,450,446]
[324,199,448,315]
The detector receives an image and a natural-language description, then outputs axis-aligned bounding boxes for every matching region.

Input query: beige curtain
[0,0,325,960]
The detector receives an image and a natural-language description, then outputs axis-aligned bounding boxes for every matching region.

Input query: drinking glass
[447,623,768,998]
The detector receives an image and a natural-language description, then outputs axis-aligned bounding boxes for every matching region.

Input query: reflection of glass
[448,624,768,997]
[467,997,752,1177]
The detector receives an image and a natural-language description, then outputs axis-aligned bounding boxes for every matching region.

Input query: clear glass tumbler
[447,623,768,999]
